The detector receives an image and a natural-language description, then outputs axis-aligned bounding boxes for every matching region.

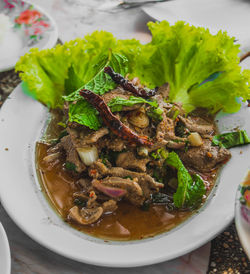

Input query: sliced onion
[43,152,60,163]
[93,180,127,198]
[76,146,98,166]
[128,110,149,128]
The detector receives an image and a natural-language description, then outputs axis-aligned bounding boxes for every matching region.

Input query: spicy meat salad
[17,21,250,240]
[38,67,236,235]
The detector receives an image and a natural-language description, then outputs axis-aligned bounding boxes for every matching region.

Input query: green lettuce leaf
[16,20,250,115]
[166,151,206,208]
[147,106,164,121]
[16,31,141,109]
[212,130,250,148]
[107,96,158,112]
[16,46,71,108]
[134,21,250,113]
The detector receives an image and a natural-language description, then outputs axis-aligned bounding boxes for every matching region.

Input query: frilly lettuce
[16,31,141,109]
[136,21,250,113]
[16,21,250,115]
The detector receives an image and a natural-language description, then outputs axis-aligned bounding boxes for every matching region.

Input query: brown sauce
[36,143,194,241]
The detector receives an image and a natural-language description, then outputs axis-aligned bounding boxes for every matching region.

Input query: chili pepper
[104,66,158,98]
[79,89,153,146]
[90,169,97,176]
[206,152,213,158]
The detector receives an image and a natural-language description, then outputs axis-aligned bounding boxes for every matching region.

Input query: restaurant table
[0,0,250,273]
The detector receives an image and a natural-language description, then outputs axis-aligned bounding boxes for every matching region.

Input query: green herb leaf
[63,52,129,102]
[175,122,187,137]
[68,100,102,130]
[212,130,250,148]
[166,152,206,208]
[51,130,68,145]
[107,96,158,112]
[151,193,175,210]
[63,52,130,129]
[74,198,87,207]
[147,106,163,121]
[152,168,163,183]
[151,192,170,203]
[150,147,169,160]
[65,161,76,171]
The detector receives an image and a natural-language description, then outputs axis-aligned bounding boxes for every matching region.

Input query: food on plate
[16,21,250,240]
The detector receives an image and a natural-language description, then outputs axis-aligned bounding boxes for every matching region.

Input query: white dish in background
[0,223,11,274]
[0,0,58,72]
[142,0,250,52]
[235,171,250,259]
[0,83,249,267]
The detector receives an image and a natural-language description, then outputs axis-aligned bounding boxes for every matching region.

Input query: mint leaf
[147,106,163,121]
[185,174,206,208]
[68,100,102,130]
[166,151,206,209]
[212,130,250,148]
[63,52,128,102]
[65,161,76,171]
[107,96,158,112]
[64,52,129,130]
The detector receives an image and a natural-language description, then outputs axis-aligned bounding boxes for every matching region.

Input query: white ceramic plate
[0,83,249,267]
[143,0,250,52]
[0,223,11,274]
[0,0,58,72]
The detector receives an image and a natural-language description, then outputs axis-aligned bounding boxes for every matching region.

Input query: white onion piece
[137,146,148,157]
[188,132,203,147]
[43,152,60,163]
[76,146,98,166]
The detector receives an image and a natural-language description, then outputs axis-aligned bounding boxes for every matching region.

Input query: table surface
[0,0,250,273]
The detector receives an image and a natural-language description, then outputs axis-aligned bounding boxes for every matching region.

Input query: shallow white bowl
[0,83,249,267]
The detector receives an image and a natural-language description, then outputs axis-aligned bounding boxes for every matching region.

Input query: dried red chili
[104,66,158,98]
[79,89,153,146]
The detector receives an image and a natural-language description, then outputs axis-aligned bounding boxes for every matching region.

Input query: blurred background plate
[0,0,58,72]
[235,171,250,259]
[0,223,11,274]
[142,0,250,52]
